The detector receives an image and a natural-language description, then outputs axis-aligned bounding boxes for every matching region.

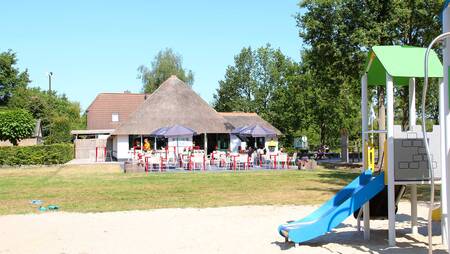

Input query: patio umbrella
[237,124,277,138]
[231,125,249,135]
[163,125,197,156]
[163,125,197,138]
[151,127,169,137]
[151,127,170,150]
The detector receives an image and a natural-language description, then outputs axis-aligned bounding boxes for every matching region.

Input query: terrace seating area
[126,146,298,173]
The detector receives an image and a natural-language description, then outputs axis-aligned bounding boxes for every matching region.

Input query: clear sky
[1,1,302,110]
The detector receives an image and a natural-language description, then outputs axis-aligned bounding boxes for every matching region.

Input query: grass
[0,164,361,215]
[0,164,433,215]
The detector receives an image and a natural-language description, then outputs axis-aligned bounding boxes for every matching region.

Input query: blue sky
[1,1,303,110]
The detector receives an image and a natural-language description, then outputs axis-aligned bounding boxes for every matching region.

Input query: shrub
[0,143,74,166]
[0,109,35,146]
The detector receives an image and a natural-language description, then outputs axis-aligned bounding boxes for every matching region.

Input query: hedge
[0,143,74,166]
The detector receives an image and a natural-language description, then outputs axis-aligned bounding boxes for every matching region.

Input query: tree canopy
[138,48,194,93]
[0,50,30,105]
[0,49,85,144]
[294,0,442,146]
[0,109,35,146]
[213,45,305,144]
[214,0,443,149]
[7,87,85,144]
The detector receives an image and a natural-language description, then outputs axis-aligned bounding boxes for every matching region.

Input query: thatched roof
[218,112,282,135]
[113,76,233,135]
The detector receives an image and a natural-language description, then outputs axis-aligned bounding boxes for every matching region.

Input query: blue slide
[278,170,385,244]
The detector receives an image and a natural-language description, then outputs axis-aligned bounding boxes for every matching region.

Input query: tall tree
[138,48,194,93]
[8,87,84,143]
[296,0,443,150]
[213,45,302,144]
[0,50,30,105]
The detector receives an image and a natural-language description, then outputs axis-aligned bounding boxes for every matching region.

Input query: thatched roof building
[73,75,282,160]
[113,75,234,135]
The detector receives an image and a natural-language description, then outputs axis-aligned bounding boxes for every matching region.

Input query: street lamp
[47,72,53,93]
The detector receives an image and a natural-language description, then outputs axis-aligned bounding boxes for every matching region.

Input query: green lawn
[0,164,362,215]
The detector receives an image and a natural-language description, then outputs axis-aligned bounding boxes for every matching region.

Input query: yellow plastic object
[368,145,375,172]
[432,206,442,221]
[267,140,277,147]
[364,142,375,172]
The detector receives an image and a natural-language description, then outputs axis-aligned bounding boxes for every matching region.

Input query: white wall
[168,136,193,154]
[112,136,118,157]
[117,135,130,160]
[230,134,241,153]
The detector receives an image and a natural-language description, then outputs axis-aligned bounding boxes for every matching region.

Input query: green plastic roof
[365,46,443,87]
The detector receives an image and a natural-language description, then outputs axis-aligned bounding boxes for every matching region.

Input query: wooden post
[204,133,208,155]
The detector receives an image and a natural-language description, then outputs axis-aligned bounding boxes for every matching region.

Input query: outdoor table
[270,154,278,169]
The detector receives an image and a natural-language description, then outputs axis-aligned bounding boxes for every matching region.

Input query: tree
[138,48,194,93]
[296,0,443,150]
[7,87,85,143]
[0,109,35,146]
[213,45,302,145]
[44,115,73,144]
[0,50,30,105]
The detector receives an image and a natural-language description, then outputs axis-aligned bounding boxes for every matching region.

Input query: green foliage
[0,50,30,105]
[7,86,84,144]
[0,109,35,146]
[213,45,307,146]
[44,116,73,144]
[138,48,194,93]
[295,0,442,146]
[0,143,74,166]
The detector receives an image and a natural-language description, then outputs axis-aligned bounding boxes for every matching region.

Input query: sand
[0,202,446,254]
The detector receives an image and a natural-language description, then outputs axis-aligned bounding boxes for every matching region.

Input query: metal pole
[386,73,396,247]
[409,77,418,235]
[361,74,370,240]
[423,32,450,253]
[439,77,448,244]
[441,10,450,250]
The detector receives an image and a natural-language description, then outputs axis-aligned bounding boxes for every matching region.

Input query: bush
[0,143,74,166]
[0,109,35,146]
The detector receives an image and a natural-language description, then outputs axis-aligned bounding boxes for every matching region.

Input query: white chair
[210,151,221,167]
[278,153,288,169]
[191,154,205,171]
[237,154,249,170]
[289,152,298,167]
[181,154,191,170]
[217,153,228,168]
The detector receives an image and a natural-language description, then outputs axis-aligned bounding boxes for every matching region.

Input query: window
[112,113,119,122]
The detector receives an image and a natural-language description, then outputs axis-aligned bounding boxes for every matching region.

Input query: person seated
[247,146,254,157]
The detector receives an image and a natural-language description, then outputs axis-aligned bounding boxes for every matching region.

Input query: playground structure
[279,3,450,252]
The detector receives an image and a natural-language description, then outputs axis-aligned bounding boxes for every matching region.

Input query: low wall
[74,139,108,161]
[0,138,39,147]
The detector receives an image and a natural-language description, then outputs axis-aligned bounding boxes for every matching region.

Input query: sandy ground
[0,202,447,254]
